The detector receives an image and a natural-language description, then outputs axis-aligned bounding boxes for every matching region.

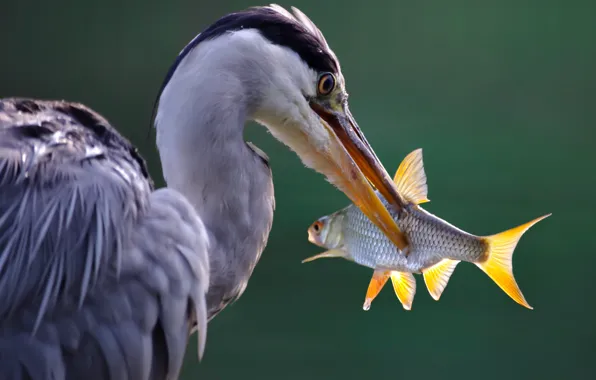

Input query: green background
[1,0,594,379]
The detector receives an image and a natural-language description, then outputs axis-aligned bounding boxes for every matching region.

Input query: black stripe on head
[151,6,338,126]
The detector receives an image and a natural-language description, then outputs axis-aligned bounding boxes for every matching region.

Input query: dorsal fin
[393,148,430,204]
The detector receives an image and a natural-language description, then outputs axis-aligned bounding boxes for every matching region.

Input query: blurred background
[1,0,594,379]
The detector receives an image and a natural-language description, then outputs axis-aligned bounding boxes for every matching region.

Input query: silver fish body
[305,148,549,310]
[340,195,486,272]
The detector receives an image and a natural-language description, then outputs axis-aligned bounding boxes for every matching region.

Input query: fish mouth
[307,228,323,247]
[309,102,408,251]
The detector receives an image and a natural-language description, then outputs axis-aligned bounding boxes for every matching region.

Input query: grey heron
[0,4,407,380]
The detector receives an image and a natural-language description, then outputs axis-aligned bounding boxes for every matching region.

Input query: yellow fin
[477,213,551,310]
[389,271,416,310]
[301,249,346,263]
[422,259,460,301]
[363,270,390,311]
[393,148,429,204]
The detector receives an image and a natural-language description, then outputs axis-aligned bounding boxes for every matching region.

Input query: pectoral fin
[363,270,390,311]
[422,259,460,301]
[301,249,346,263]
[389,271,417,310]
[393,148,430,204]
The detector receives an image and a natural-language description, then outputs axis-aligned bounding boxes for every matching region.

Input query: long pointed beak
[310,103,409,251]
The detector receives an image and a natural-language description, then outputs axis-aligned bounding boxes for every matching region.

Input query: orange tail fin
[477,214,551,309]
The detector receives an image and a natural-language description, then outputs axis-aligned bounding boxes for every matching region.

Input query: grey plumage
[0,98,209,379]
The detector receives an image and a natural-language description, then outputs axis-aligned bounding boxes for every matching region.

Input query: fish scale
[341,197,486,273]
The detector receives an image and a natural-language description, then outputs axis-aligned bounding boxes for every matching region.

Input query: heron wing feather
[0,99,209,379]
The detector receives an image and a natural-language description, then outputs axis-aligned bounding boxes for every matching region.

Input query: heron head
[249,5,407,248]
[154,5,407,249]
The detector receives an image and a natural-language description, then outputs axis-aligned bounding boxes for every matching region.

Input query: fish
[303,148,550,311]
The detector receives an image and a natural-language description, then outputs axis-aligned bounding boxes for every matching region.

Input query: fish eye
[312,221,323,233]
[317,73,336,96]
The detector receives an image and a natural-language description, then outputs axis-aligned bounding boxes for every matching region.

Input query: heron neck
[155,86,274,319]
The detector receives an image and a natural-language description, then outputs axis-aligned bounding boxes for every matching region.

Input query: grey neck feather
[155,39,275,318]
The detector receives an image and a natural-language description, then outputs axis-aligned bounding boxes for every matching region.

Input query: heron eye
[317,73,336,96]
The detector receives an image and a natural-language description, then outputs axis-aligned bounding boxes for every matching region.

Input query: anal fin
[422,259,460,301]
[390,271,416,310]
[363,270,390,311]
